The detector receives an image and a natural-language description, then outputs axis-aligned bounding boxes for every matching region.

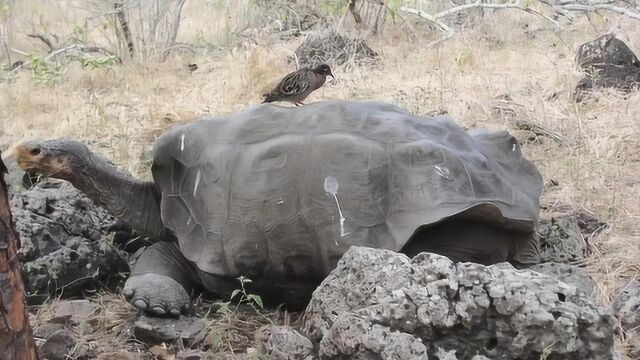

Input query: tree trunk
[0,154,39,360]
[115,1,135,58]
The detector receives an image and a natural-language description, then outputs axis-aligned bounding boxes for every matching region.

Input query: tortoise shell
[151,101,543,277]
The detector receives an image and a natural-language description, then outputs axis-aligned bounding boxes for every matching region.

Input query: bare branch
[8,44,79,74]
[436,0,559,27]
[400,1,560,31]
[398,0,640,48]
[349,0,363,24]
[398,6,453,33]
[27,33,55,52]
[162,0,186,61]
[559,2,640,21]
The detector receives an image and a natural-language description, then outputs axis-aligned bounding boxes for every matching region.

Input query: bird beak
[329,73,335,79]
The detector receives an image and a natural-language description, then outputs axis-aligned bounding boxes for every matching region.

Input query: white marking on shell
[180,134,185,152]
[324,176,339,194]
[277,199,284,205]
[193,170,201,197]
[512,143,517,151]
[434,165,452,181]
[187,217,192,225]
[324,176,347,244]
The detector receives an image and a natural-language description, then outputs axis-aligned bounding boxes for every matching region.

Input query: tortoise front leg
[123,241,200,316]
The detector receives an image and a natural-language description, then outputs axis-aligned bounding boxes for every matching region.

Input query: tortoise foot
[123,273,191,317]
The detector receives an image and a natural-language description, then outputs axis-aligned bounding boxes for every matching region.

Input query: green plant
[317,0,345,15]
[0,3,10,21]
[215,276,264,315]
[28,54,64,84]
[231,276,264,311]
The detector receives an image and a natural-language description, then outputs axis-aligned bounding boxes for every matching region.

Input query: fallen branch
[511,118,575,147]
[8,44,79,73]
[493,99,575,147]
[398,0,640,48]
[79,45,122,60]
[399,0,561,37]
[559,2,640,21]
[7,43,121,75]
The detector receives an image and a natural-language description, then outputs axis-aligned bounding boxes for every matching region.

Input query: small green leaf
[216,301,231,314]
[388,0,402,11]
[243,278,253,284]
[230,289,241,300]
[248,294,264,309]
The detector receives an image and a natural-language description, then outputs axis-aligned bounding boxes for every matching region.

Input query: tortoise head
[14,138,168,241]
[14,139,91,183]
[314,64,334,79]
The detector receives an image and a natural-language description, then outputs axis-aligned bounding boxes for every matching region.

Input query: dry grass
[2,0,640,358]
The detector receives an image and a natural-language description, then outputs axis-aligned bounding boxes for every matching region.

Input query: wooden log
[0,153,39,360]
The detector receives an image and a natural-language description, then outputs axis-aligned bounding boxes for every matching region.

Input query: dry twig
[27,33,56,52]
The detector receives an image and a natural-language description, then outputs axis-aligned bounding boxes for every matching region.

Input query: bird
[262,64,334,106]
[187,63,198,73]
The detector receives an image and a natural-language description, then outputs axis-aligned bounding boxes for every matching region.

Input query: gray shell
[151,101,543,277]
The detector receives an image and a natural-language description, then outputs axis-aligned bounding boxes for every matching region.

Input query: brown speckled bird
[262,64,334,106]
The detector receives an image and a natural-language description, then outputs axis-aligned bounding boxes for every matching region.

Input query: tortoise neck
[71,152,168,241]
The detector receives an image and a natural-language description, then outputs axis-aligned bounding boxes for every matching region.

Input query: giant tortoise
[14,100,543,316]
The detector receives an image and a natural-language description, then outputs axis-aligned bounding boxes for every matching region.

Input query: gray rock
[133,314,206,346]
[8,179,130,300]
[38,329,76,360]
[300,246,616,360]
[10,179,114,261]
[177,349,208,360]
[530,262,596,298]
[52,299,99,324]
[33,322,67,341]
[319,314,428,359]
[574,33,640,102]
[256,325,315,360]
[21,236,129,300]
[537,210,607,264]
[538,214,586,263]
[612,281,640,331]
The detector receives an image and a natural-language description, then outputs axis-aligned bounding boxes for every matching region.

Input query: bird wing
[272,69,311,97]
